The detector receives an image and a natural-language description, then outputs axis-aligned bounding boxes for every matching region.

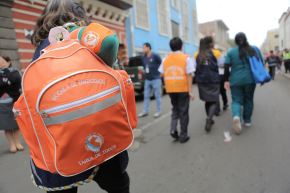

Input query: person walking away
[0,56,24,153]
[276,50,282,72]
[158,37,194,143]
[265,50,281,80]
[282,48,290,73]
[224,32,261,135]
[27,1,133,192]
[217,52,229,114]
[138,43,162,118]
[194,37,223,133]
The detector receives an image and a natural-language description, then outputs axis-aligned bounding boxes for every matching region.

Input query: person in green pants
[224,32,262,135]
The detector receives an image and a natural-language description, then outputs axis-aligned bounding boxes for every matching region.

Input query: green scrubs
[225,47,259,122]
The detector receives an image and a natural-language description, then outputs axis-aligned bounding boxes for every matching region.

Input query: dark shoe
[170,131,179,140]
[205,118,213,133]
[215,111,220,116]
[223,104,229,111]
[179,136,190,143]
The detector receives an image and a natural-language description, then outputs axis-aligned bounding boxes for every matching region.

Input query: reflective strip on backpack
[42,86,120,114]
[43,93,121,126]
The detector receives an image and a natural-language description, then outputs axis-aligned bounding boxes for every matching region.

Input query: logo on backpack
[84,31,99,48]
[85,133,103,153]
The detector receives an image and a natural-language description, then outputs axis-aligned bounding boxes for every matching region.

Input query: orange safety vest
[163,52,189,93]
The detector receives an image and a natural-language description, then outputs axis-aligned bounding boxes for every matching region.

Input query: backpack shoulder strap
[208,50,218,64]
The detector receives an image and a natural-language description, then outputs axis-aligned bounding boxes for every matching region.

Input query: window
[171,21,180,37]
[182,1,190,42]
[192,8,198,44]
[171,0,180,11]
[281,40,284,48]
[157,0,170,36]
[134,0,150,30]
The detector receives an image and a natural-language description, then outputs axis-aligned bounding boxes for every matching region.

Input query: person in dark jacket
[265,50,281,80]
[194,36,222,133]
[138,43,162,118]
[28,0,130,193]
[0,56,24,153]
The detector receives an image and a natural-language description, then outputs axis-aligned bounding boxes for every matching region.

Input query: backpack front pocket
[37,71,133,176]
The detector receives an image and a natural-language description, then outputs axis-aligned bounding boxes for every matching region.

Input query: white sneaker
[233,116,242,135]
[154,112,161,118]
[224,131,232,143]
[138,112,148,118]
[244,122,252,127]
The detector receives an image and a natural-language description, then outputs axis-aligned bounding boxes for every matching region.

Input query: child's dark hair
[197,36,213,64]
[31,0,89,46]
[169,37,183,51]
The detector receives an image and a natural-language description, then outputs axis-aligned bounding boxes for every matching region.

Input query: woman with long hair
[0,56,24,153]
[224,32,261,135]
[27,1,130,193]
[194,36,222,133]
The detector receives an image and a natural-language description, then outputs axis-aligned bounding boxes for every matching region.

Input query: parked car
[125,56,145,95]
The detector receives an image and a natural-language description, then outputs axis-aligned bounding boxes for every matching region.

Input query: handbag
[248,47,271,84]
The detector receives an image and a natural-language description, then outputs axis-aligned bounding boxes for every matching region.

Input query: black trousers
[285,61,290,73]
[217,75,228,113]
[47,152,130,193]
[205,101,218,120]
[269,66,276,80]
[219,75,228,107]
[169,93,190,138]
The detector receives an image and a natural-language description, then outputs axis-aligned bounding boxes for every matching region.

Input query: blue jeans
[143,79,162,113]
[230,84,256,123]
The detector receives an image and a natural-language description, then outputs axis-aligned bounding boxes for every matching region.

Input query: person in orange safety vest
[158,37,195,143]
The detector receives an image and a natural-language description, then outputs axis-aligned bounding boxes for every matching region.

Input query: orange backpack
[13,39,137,177]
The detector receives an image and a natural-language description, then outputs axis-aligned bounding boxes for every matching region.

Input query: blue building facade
[126,0,198,58]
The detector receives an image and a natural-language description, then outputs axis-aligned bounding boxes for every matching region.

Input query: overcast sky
[196,0,290,46]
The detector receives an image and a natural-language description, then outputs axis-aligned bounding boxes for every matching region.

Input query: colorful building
[261,29,279,55]
[279,7,290,50]
[126,0,199,58]
[0,0,133,69]
[198,20,230,51]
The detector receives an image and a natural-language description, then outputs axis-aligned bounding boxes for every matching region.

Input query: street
[1,74,290,193]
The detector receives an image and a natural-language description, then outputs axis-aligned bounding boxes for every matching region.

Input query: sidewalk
[282,72,290,79]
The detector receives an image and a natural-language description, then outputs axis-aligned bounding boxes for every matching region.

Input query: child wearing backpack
[15,1,136,193]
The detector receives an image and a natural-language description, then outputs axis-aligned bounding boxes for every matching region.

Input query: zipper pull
[40,111,49,118]
[12,108,21,118]
[127,78,133,85]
